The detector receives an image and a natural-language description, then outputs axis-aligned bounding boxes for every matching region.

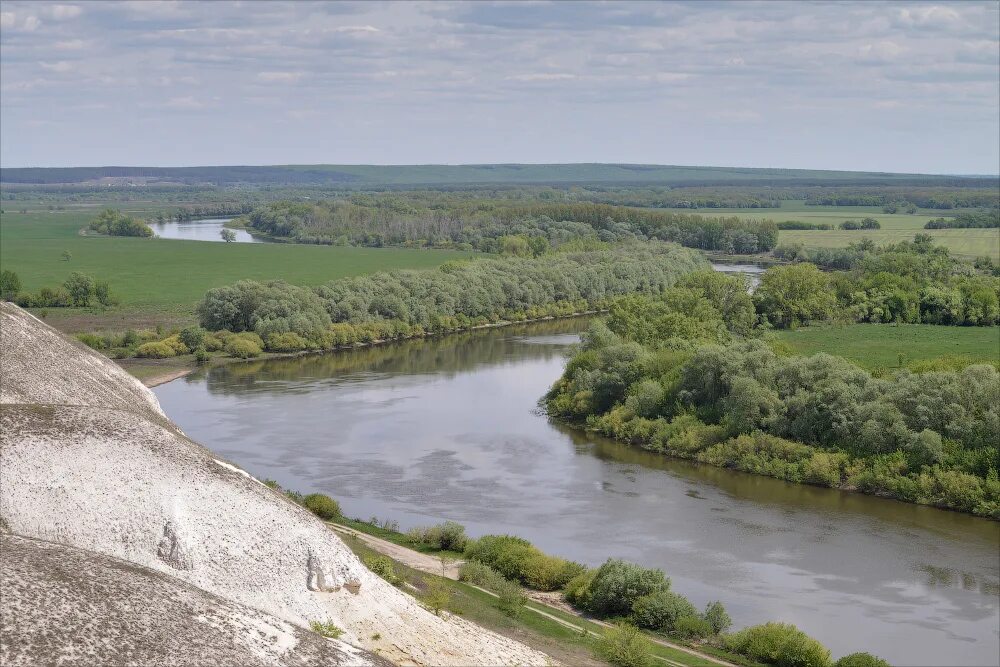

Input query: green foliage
[492,576,527,617]
[463,534,584,591]
[754,263,838,329]
[362,554,401,585]
[724,622,832,667]
[0,270,21,301]
[833,653,891,667]
[458,561,503,587]
[673,615,714,639]
[630,590,696,631]
[700,602,727,635]
[424,578,451,616]
[265,331,311,352]
[63,272,94,306]
[94,280,118,307]
[309,620,344,639]
[406,521,468,552]
[594,622,654,667]
[302,493,341,520]
[220,228,237,242]
[194,347,210,364]
[563,568,597,609]
[224,337,262,358]
[88,208,154,237]
[135,341,175,358]
[587,559,670,617]
[198,279,332,342]
[178,326,205,351]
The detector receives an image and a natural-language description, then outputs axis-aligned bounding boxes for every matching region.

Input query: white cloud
[506,73,577,81]
[857,41,905,63]
[164,96,204,109]
[54,39,88,50]
[330,25,379,33]
[898,5,961,27]
[0,12,14,28]
[40,61,74,73]
[48,4,82,20]
[725,56,746,67]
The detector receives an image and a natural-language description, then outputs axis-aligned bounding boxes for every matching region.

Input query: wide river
[154,317,1000,665]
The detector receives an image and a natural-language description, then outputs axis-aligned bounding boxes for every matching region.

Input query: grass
[337,533,721,667]
[771,324,999,371]
[0,207,474,330]
[654,200,999,261]
[336,516,466,559]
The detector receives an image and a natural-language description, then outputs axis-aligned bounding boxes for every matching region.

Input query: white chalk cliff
[0,303,551,667]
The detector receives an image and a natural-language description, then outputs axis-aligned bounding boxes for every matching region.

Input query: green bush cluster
[88,208,153,237]
[14,272,118,309]
[723,622,831,667]
[405,521,468,552]
[302,493,341,520]
[463,535,585,592]
[362,554,401,585]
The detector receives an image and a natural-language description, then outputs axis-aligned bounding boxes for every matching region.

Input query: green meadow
[772,324,999,371]
[655,200,999,260]
[0,207,473,330]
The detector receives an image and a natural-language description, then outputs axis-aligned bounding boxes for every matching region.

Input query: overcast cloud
[1,1,997,173]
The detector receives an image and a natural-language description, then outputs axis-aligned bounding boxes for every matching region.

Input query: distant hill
[1,163,994,188]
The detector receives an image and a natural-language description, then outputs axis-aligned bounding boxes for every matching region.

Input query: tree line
[924,208,999,229]
[545,267,999,518]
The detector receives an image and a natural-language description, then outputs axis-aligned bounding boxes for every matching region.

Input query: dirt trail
[328,522,735,667]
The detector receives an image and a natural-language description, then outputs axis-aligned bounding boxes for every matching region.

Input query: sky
[1,1,998,173]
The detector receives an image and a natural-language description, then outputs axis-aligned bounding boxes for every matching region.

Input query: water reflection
[155,317,999,666]
[152,218,265,243]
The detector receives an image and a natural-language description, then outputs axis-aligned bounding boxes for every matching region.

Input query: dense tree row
[768,236,1000,325]
[804,187,998,209]
[239,199,778,254]
[195,243,707,349]
[924,208,999,229]
[87,208,153,237]
[546,275,1000,517]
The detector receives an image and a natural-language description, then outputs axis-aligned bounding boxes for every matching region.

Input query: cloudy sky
[1,1,997,173]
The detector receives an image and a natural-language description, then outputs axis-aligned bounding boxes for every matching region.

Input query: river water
[154,318,1000,665]
[151,217,264,243]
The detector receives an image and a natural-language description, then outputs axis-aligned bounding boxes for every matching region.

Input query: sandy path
[328,523,735,667]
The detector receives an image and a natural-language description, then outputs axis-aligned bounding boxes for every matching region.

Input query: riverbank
[121,311,599,387]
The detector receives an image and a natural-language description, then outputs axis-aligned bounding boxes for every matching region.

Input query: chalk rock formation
[0,303,551,667]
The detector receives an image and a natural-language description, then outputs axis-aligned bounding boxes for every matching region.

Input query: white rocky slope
[0,303,551,667]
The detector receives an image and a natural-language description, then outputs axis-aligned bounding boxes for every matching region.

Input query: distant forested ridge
[3,163,995,188]
[239,199,778,254]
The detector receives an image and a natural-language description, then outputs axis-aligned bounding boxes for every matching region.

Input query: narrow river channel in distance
[154,317,1000,666]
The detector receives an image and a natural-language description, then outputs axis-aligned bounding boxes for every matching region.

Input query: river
[151,217,265,243]
[153,317,1000,666]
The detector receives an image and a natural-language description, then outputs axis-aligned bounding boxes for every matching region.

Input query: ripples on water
[155,317,1000,666]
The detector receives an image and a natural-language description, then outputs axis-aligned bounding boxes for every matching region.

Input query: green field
[0,208,473,330]
[655,200,999,261]
[772,324,999,370]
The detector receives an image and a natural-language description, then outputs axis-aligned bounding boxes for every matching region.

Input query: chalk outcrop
[0,303,551,667]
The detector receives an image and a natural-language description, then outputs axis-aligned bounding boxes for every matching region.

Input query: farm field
[0,207,474,331]
[654,200,999,260]
[772,323,1000,371]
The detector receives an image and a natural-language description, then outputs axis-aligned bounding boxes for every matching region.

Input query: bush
[136,342,175,358]
[224,337,262,358]
[674,614,713,639]
[408,521,468,552]
[458,561,504,588]
[266,331,311,352]
[194,347,210,364]
[630,590,696,631]
[704,601,731,634]
[588,558,670,617]
[724,622,832,667]
[363,554,401,585]
[563,568,597,609]
[179,326,205,351]
[94,280,118,307]
[463,534,535,581]
[424,578,451,616]
[202,333,224,351]
[309,620,343,639]
[521,552,586,591]
[302,493,341,520]
[493,576,527,617]
[0,269,20,301]
[594,622,654,667]
[77,333,106,350]
[161,335,190,355]
[834,653,890,667]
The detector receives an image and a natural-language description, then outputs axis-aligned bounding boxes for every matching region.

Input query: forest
[545,254,1000,517]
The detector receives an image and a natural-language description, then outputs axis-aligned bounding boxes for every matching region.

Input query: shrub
[834,653,890,667]
[563,568,597,609]
[161,335,190,355]
[704,601,731,634]
[409,521,468,552]
[224,337,262,358]
[309,620,343,639]
[493,576,527,617]
[64,272,94,306]
[673,614,713,639]
[194,347,210,364]
[521,552,586,591]
[458,561,504,588]
[594,622,654,667]
[94,280,118,307]
[424,578,451,616]
[588,558,670,617]
[136,342,175,358]
[724,622,832,667]
[122,329,141,347]
[463,534,535,581]
[302,493,341,520]
[631,590,696,631]
[363,555,401,585]
[0,269,21,301]
[178,326,205,351]
[77,333,106,350]
[235,331,265,347]
[202,333,224,351]
[266,331,311,352]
